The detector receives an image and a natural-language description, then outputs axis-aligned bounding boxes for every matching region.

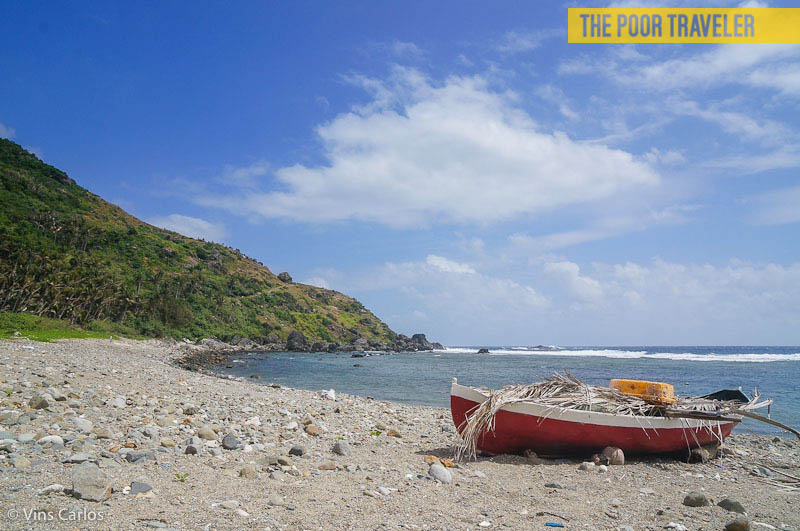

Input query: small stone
[185,444,199,455]
[63,452,92,464]
[92,427,113,439]
[197,426,216,440]
[378,486,391,496]
[479,521,491,528]
[544,482,563,489]
[71,461,112,502]
[239,464,258,478]
[683,491,710,507]
[597,464,608,473]
[38,435,64,446]
[222,432,240,450]
[332,441,351,456]
[387,428,401,438]
[220,500,239,510]
[428,462,452,484]
[318,461,337,470]
[305,425,321,436]
[183,405,199,415]
[73,418,93,433]
[724,516,751,531]
[288,445,305,456]
[578,461,595,471]
[12,456,31,469]
[108,397,126,408]
[160,438,175,448]
[124,450,155,464]
[129,481,152,495]
[37,484,66,496]
[29,394,50,409]
[277,456,294,466]
[601,446,625,465]
[718,498,746,514]
[145,521,167,529]
[268,496,284,507]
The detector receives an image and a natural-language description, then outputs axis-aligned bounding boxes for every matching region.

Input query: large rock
[286,331,308,351]
[71,462,111,502]
[410,333,433,350]
[277,272,292,283]
[310,341,327,352]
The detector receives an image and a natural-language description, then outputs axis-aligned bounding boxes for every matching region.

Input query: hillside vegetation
[0,139,396,345]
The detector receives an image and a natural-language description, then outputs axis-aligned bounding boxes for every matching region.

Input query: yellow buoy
[610,379,676,405]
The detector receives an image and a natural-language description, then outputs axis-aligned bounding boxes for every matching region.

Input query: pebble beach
[0,338,798,530]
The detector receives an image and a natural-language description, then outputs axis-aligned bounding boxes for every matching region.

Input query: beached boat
[450,377,741,456]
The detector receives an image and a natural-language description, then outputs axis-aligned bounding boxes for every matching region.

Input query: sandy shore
[0,338,797,530]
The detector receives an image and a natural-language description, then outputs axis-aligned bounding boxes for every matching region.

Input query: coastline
[0,338,797,530]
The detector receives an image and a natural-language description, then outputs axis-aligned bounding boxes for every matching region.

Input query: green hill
[0,138,397,345]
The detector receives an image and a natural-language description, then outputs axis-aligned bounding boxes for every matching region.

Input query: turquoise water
[214,346,800,436]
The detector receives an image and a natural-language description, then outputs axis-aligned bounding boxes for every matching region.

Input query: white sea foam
[443,347,800,363]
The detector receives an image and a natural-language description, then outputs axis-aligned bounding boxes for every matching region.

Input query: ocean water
[214,346,800,437]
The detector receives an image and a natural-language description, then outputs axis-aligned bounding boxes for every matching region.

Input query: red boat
[450,378,737,456]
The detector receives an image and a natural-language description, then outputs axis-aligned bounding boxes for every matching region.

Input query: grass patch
[0,311,135,342]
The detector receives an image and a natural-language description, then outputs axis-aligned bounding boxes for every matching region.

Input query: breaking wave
[443,347,800,363]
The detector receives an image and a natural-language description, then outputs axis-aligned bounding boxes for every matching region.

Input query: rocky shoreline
[175,332,444,373]
[186,331,443,355]
[0,338,798,530]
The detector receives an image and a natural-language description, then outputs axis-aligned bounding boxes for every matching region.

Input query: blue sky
[2,1,799,345]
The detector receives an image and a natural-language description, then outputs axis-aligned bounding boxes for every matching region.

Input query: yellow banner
[568,8,800,43]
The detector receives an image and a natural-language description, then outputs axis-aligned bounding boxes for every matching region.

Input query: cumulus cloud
[346,255,800,344]
[148,214,228,242]
[0,123,15,139]
[543,261,603,302]
[204,68,657,227]
[426,254,476,274]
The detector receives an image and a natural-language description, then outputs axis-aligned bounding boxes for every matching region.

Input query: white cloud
[570,44,800,97]
[205,68,658,227]
[302,276,331,289]
[219,160,270,189]
[355,255,549,340]
[148,214,228,242]
[670,99,793,146]
[643,148,685,166]
[348,255,800,344]
[426,254,476,274]
[509,205,695,251]
[543,261,603,302]
[494,29,561,54]
[0,123,15,139]
[534,84,579,120]
[749,185,800,226]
